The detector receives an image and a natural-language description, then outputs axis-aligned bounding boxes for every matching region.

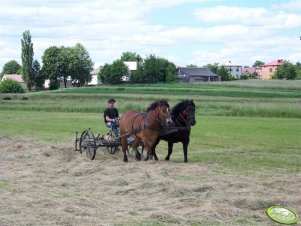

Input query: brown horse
[119,100,171,162]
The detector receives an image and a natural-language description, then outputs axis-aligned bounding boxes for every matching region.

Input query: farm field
[0,80,300,225]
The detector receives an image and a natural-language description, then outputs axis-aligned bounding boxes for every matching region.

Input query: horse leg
[152,138,160,161]
[183,141,189,163]
[165,141,174,161]
[144,146,150,161]
[121,136,128,162]
[131,139,141,161]
[144,141,153,161]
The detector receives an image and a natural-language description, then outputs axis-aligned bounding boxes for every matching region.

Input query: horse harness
[121,108,192,138]
[159,110,192,136]
[129,110,163,136]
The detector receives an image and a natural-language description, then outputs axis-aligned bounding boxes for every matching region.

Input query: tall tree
[57,46,73,88]
[130,64,144,83]
[98,60,128,84]
[98,63,111,84]
[272,61,297,80]
[165,62,176,82]
[131,55,176,83]
[143,55,165,83]
[217,66,234,81]
[71,43,94,86]
[252,60,265,67]
[120,51,141,62]
[41,46,61,90]
[186,64,198,67]
[206,63,219,74]
[296,62,301,79]
[21,30,34,90]
[32,59,44,89]
[1,60,21,75]
[41,43,93,89]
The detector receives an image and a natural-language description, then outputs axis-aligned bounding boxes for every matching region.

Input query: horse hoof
[165,157,170,161]
[154,157,159,161]
[184,160,188,163]
[123,157,128,162]
[144,157,149,161]
[135,154,141,161]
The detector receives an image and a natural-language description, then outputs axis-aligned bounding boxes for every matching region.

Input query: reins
[176,112,191,129]
[159,108,194,135]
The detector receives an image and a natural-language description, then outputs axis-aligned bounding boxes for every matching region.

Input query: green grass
[0,110,300,175]
[0,81,300,175]
[1,90,301,118]
[52,83,301,98]
[189,116,301,174]
[0,110,105,142]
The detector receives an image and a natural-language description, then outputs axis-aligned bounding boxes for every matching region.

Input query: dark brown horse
[152,100,196,162]
[119,100,171,162]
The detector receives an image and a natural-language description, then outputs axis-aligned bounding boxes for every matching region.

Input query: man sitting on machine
[103,98,119,137]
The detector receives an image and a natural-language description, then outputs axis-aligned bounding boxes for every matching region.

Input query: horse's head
[182,100,196,126]
[172,100,196,126]
[147,99,171,122]
[156,99,171,122]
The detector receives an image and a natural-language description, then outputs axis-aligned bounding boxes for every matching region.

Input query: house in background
[261,59,284,80]
[176,67,220,83]
[2,74,27,89]
[223,61,242,79]
[122,61,137,82]
[88,67,102,86]
[242,66,262,78]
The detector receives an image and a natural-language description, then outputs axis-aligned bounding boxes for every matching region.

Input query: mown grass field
[0,80,300,225]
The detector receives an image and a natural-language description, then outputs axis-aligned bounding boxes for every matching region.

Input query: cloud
[194,6,301,29]
[192,35,301,66]
[273,0,301,11]
[0,0,300,70]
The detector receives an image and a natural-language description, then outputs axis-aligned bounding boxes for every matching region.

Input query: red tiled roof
[242,67,256,74]
[2,74,25,83]
[264,59,284,66]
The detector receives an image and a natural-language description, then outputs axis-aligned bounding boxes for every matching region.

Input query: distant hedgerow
[0,79,24,93]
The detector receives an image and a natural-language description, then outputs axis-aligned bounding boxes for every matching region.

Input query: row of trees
[41,44,93,89]
[1,30,301,91]
[98,52,176,84]
[1,30,175,89]
[0,30,94,90]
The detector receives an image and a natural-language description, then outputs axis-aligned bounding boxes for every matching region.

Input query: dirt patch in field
[0,137,300,225]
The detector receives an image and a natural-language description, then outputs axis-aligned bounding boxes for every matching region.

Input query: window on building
[269,68,273,73]
[229,68,232,72]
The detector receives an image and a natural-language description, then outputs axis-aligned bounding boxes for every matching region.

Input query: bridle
[175,106,195,128]
[152,105,170,122]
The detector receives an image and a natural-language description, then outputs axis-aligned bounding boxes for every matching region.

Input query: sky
[1,0,301,70]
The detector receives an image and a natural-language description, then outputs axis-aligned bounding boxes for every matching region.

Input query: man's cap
[108,98,116,103]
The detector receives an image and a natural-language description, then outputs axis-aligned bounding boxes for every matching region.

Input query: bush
[0,79,24,93]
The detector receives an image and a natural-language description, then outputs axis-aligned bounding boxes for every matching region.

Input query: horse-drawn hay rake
[74,128,144,160]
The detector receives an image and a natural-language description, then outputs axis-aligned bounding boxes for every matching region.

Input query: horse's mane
[146,99,169,112]
[171,100,195,118]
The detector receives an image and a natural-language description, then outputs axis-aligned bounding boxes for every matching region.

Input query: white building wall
[88,74,101,85]
[223,61,242,79]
